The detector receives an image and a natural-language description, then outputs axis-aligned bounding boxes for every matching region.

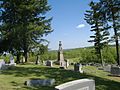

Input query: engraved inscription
[77,86,89,90]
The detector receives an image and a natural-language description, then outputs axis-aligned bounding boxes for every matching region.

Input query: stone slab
[55,79,95,90]
[110,66,120,76]
[25,79,55,87]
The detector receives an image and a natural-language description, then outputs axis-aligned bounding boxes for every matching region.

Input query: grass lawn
[0,64,120,90]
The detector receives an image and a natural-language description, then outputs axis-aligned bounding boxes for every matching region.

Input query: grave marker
[55,79,95,90]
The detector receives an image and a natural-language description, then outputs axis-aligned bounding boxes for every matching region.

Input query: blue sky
[46,0,97,50]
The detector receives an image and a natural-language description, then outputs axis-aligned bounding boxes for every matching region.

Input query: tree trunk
[35,55,40,65]
[16,53,20,64]
[111,11,120,66]
[100,49,104,67]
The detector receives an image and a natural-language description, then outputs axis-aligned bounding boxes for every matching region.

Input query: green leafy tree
[0,0,52,63]
[85,1,110,66]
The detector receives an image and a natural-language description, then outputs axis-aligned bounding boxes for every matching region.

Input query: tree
[0,0,52,63]
[99,0,120,65]
[31,44,48,64]
[85,1,110,66]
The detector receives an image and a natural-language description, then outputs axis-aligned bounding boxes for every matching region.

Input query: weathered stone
[46,60,53,67]
[103,65,111,72]
[25,79,55,87]
[55,79,95,90]
[110,66,120,76]
[74,63,83,73]
[58,41,65,68]
[0,59,6,70]
[65,59,69,68]
[9,55,16,66]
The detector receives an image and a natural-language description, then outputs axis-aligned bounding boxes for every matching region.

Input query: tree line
[31,46,116,64]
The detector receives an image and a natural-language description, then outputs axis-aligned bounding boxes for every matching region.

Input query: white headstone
[9,55,16,66]
[0,59,6,70]
[55,79,95,90]
[10,56,14,64]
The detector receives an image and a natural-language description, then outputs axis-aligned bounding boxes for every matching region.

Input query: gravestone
[74,63,83,73]
[110,65,120,76]
[55,79,95,90]
[65,59,69,68]
[9,55,16,66]
[57,41,66,68]
[43,61,46,65]
[0,59,6,70]
[35,55,40,65]
[22,56,25,63]
[25,79,55,87]
[46,60,53,67]
[103,65,111,72]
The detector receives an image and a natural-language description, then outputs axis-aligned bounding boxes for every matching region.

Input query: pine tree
[0,0,52,62]
[99,0,120,65]
[85,1,110,66]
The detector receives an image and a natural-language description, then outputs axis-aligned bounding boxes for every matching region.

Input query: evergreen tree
[85,1,110,66]
[0,0,52,62]
[99,0,120,65]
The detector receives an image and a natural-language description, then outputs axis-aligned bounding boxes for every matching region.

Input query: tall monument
[58,41,65,67]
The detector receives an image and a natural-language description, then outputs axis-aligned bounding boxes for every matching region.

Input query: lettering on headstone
[77,86,89,90]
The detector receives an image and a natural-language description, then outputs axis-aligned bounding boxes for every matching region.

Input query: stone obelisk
[58,41,65,67]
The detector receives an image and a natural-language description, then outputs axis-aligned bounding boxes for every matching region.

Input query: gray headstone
[65,59,69,68]
[110,66,120,76]
[103,65,111,72]
[74,63,83,73]
[46,60,53,67]
[25,79,55,87]
[9,55,16,66]
[55,79,95,90]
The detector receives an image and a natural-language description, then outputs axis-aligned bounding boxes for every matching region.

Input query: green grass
[0,64,120,90]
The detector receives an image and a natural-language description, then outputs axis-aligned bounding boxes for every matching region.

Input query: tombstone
[57,41,66,68]
[74,63,83,73]
[22,56,25,63]
[110,65,120,76]
[43,61,46,65]
[65,59,69,68]
[46,60,53,67]
[25,79,55,87]
[55,79,95,90]
[9,55,16,66]
[103,65,111,72]
[0,59,6,70]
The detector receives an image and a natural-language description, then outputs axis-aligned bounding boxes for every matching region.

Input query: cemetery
[0,0,120,90]
[0,41,120,90]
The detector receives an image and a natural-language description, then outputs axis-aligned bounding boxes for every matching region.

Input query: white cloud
[76,24,85,29]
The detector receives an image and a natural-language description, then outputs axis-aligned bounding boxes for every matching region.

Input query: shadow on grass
[1,65,120,90]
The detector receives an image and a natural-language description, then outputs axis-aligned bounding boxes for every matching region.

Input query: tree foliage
[84,1,110,66]
[99,0,120,65]
[0,0,52,63]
